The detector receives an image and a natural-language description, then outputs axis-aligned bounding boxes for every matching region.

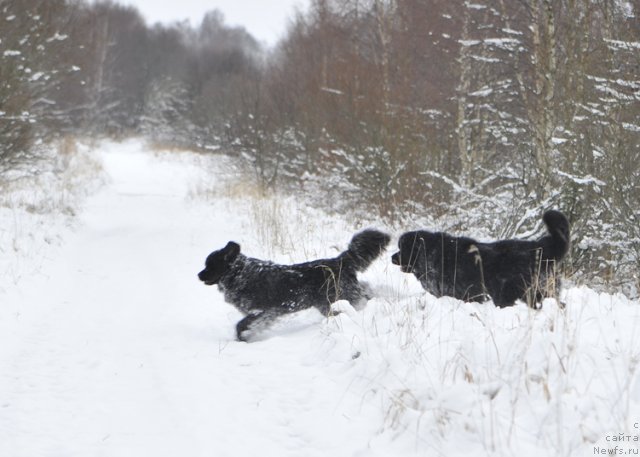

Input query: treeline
[1,0,639,294]
[0,0,259,167]
[240,0,640,294]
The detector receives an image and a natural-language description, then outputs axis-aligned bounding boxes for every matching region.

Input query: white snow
[29,72,44,82]
[321,87,344,96]
[502,28,523,36]
[1,139,640,456]
[555,170,606,187]
[605,39,640,50]
[45,33,68,42]
[483,38,521,50]
[468,88,494,97]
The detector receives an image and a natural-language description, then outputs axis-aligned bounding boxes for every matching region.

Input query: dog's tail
[542,210,571,259]
[341,229,391,272]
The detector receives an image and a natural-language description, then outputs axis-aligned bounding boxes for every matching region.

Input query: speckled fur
[199,229,390,341]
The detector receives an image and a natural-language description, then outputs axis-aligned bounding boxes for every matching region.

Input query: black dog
[391,210,570,308]
[198,229,390,341]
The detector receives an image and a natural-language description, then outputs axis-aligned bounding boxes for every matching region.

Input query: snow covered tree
[140,76,192,144]
[0,0,78,170]
[79,2,149,134]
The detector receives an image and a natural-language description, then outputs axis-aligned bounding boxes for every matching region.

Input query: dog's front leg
[235,309,281,342]
[236,311,262,342]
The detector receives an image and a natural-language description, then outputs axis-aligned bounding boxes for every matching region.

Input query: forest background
[1,0,638,295]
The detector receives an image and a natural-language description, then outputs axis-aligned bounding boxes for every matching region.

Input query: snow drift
[1,139,639,456]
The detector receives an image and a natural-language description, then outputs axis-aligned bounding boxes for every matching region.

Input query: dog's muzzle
[391,252,401,265]
[198,270,215,285]
[391,252,412,273]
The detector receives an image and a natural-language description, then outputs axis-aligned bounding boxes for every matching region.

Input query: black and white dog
[198,229,390,341]
[391,210,570,308]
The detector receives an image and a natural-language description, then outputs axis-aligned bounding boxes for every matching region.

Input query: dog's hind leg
[348,282,372,311]
[315,301,337,317]
[492,276,522,308]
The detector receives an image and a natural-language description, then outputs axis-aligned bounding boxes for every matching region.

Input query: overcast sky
[117,0,309,47]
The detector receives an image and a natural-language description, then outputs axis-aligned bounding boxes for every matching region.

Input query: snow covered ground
[1,139,640,456]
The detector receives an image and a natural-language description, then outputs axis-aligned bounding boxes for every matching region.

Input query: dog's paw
[236,319,253,342]
[236,330,251,342]
[528,300,544,310]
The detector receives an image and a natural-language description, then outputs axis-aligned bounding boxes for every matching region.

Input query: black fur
[391,210,570,308]
[198,229,390,341]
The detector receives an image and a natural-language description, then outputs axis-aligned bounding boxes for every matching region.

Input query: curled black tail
[342,229,391,272]
[542,210,571,260]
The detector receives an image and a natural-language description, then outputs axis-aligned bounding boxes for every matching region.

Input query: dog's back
[219,253,360,317]
[200,229,390,340]
[392,210,571,308]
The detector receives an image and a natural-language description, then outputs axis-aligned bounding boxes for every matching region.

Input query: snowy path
[0,142,381,457]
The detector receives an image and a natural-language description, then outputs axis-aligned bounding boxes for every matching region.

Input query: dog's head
[391,231,428,275]
[198,241,241,285]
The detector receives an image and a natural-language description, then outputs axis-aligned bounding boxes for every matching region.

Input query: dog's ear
[224,241,240,262]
